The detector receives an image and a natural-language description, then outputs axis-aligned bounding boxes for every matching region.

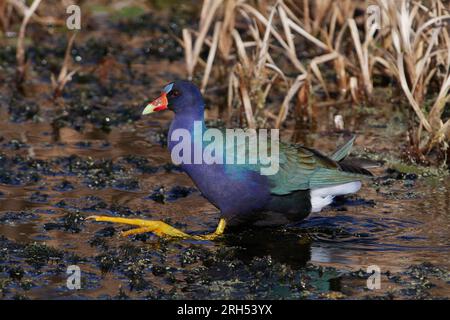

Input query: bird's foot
[87,216,190,238]
[193,218,226,241]
[87,216,226,240]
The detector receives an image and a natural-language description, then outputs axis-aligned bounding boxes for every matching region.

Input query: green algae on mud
[0,1,449,300]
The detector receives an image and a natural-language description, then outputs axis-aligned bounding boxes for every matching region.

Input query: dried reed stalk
[182,0,221,79]
[15,0,41,85]
[376,0,450,151]
[51,32,79,98]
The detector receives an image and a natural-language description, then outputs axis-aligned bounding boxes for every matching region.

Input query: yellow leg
[193,218,226,241]
[87,215,226,240]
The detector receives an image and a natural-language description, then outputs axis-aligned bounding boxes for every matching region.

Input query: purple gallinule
[88,81,373,240]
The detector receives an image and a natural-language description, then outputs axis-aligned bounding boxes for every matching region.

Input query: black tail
[339,159,374,176]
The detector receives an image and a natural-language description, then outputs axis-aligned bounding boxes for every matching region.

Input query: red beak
[142,93,168,115]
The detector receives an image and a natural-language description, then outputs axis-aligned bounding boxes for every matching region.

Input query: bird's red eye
[169,89,181,98]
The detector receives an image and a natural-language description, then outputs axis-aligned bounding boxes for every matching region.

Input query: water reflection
[0,99,449,299]
[223,229,312,268]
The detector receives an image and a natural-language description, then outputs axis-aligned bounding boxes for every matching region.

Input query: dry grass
[51,32,79,99]
[0,0,13,32]
[2,0,449,162]
[374,0,450,154]
[7,0,63,27]
[5,0,77,97]
[14,0,41,86]
[182,1,310,128]
[182,0,450,160]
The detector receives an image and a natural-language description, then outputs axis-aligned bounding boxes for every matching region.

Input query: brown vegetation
[182,0,450,161]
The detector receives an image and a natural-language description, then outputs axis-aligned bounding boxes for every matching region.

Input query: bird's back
[180,135,372,226]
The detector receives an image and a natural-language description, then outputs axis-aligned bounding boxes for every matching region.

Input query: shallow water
[0,105,448,299]
[0,1,448,299]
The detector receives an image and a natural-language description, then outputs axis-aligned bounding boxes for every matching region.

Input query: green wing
[268,143,370,195]
[330,136,355,161]
[220,130,369,195]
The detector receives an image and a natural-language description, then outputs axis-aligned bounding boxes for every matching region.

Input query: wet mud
[0,1,448,299]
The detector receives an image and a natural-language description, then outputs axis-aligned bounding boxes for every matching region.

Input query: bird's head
[142,80,204,116]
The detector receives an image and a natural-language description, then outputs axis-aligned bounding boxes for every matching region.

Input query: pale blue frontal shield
[163,83,174,93]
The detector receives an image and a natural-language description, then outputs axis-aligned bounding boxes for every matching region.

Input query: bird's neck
[168,107,206,153]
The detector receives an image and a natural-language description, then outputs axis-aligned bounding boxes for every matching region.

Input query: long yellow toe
[87,216,226,240]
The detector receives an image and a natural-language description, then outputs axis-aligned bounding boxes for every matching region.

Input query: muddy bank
[0,1,449,300]
[0,111,448,299]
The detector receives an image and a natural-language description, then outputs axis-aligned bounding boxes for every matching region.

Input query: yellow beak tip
[142,104,155,115]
